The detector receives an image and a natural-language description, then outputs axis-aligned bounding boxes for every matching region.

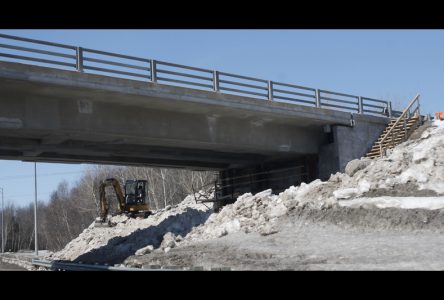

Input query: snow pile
[279,179,338,209]
[182,182,340,244]
[49,195,212,262]
[51,120,444,261]
[331,120,444,207]
[183,190,283,242]
[178,120,444,244]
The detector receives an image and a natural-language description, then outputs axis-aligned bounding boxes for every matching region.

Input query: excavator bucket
[93,216,117,228]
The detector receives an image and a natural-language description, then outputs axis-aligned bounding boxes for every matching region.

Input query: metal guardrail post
[150,59,157,82]
[387,101,392,118]
[213,70,219,91]
[268,80,273,101]
[76,47,83,72]
[315,89,321,108]
[358,96,363,114]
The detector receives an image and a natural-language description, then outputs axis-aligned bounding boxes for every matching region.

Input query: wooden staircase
[366,94,422,159]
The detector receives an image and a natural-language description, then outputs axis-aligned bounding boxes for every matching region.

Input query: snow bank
[183,189,282,243]
[50,195,212,261]
[333,119,444,197]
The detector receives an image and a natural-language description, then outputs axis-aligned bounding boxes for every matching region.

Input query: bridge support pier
[213,156,318,211]
[213,115,388,211]
[318,115,387,180]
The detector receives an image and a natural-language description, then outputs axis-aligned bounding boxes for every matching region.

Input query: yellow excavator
[96,178,151,226]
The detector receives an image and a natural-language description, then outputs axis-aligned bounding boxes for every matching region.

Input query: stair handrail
[379,94,420,157]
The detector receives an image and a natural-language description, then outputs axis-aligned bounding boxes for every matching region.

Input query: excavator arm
[98,178,126,222]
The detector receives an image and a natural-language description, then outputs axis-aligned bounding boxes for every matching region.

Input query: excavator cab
[124,180,147,205]
[123,179,150,218]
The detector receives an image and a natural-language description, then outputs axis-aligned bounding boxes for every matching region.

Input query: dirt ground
[125,206,444,270]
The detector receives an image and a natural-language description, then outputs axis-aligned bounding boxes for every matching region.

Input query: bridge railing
[81,47,151,80]
[0,33,392,117]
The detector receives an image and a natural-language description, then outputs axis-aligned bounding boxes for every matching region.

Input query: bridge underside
[0,136,298,170]
[0,62,388,185]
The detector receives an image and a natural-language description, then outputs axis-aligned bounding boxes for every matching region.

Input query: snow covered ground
[339,196,444,210]
[50,119,444,270]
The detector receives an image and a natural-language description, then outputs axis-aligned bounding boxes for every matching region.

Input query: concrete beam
[0,61,389,172]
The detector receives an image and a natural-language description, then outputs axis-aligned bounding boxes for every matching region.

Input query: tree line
[0,165,215,252]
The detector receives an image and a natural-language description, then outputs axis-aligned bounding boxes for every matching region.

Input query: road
[0,260,27,271]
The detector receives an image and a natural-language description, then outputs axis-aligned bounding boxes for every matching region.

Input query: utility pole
[1,187,3,253]
[34,162,38,257]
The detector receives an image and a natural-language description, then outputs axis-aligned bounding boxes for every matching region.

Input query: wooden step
[387,119,419,126]
[383,127,414,133]
[386,123,418,130]
[371,144,398,150]
[367,151,381,156]
[388,118,419,125]
[375,127,419,144]
[383,126,414,132]
[380,130,411,138]
[377,137,406,144]
[372,141,402,149]
[377,136,404,142]
[376,136,404,143]
[379,129,408,135]
[383,123,416,130]
[372,144,401,151]
[378,126,419,140]
[386,121,418,128]
[367,149,382,154]
[388,121,418,127]
[379,129,413,137]
[370,143,398,151]
[389,116,419,122]
[369,145,393,152]
[369,147,388,152]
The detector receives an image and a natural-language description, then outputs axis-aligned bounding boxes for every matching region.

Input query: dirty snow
[339,196,444,210]
[50,120,444,269]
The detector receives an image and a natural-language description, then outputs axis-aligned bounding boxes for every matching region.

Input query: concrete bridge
[0,34,391,198]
